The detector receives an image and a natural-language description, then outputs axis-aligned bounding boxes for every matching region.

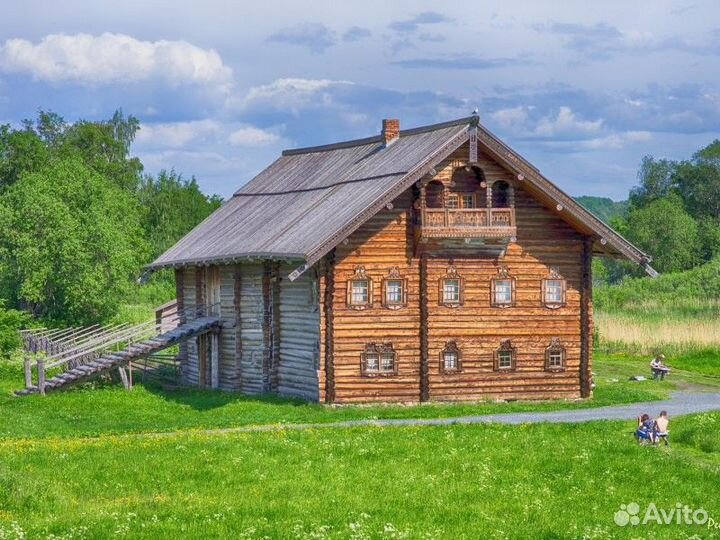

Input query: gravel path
[189,390,720,436]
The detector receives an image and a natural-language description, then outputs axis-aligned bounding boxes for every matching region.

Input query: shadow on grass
[139,378,315,412]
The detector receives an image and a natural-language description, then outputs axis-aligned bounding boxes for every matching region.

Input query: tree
[138,170,222,259]
[0,158,147,323]
[675,140,720,221]
[623,194,700,273]
[628,156,678,210]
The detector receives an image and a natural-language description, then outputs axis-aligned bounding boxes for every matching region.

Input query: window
[491,266,515,307]
[542,268,566,309]
[382,267,407,309]
[460,194,475,208]
[545,338,566,371]
[347,266,373,309]
[439,265,463,307]
[446,194,459,208]
[440,341,462,373]
[494,339,516,371]
[362,343,397,376]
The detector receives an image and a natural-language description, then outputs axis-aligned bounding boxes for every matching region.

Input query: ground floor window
[545,338,566,371]
[361,343,397,376]
[494,339,516,371]
[440,341,462,373]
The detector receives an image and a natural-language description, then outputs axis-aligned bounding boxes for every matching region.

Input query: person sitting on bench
[650,354,671,380]
[654,411,670,445]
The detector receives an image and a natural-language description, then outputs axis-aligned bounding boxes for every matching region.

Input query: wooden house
[148,114,655,403]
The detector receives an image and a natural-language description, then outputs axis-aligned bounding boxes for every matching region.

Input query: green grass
[0,416,718,539]
[1,353,718,440]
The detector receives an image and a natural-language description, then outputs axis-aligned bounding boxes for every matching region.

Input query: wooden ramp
[17,306,220,396]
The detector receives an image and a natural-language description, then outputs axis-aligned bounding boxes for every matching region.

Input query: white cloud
[234,78,354,114]
[135,120,222,149]
[579,130,652,150]
[0,33,232,86]
[228,126,279,147]
[489,105,531,129]
[534,106,603,137]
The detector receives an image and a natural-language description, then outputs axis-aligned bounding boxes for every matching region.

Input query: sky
[0,1,719,200]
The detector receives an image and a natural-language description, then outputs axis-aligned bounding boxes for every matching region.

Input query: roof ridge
[281,116,474,156]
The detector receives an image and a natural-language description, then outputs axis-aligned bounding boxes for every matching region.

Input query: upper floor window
[545,338,566,371]
[347,265,372,309]
[439,264,463,308]
[446,194,459,208]
[361,343,397,376]
[542,268,566,309]
[491,266,515,308]
[460,194,475,208]
[494,339,516,371]
[440,340,462,373]
[382,267,407,309]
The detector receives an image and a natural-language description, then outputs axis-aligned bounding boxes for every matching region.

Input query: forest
[0,111,221,353]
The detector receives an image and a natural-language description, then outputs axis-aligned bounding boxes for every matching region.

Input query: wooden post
[211,330,220,389]
[37,359,46,395]
[127,361,134,390]
[324,250,336,404]
[24,357,32,389]
[419,254,429,402]
[118,365,129,390]
[580,236,593,398]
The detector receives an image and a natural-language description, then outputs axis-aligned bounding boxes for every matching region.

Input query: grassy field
[0,414,718,539]
[3,353,719,440]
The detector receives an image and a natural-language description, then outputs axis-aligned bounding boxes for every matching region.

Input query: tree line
[0,110,221,330]
[596,139,720,283]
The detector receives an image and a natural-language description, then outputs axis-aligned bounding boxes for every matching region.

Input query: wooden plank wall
[238,262,265,394]
[179,267,200,386]
[328,143,587,403]
[331,190,422,402]
[218,265,239,390]
[276,262,320,400]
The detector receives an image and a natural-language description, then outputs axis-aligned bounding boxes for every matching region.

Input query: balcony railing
[420,207,516,239]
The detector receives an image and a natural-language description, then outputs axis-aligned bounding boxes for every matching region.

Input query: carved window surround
[361,342,398,377]
[347,265,373,310]
[439,264,464,308]
[491,266,516,308]
[545,337,566,372]
[542,267,567,309]
[382,266,408,310]
[440,340,462,374]
[494,339,517,371]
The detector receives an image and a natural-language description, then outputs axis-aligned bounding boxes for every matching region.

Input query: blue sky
[0,1,718,199]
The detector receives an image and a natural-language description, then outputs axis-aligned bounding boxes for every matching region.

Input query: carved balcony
[419,207,516,240]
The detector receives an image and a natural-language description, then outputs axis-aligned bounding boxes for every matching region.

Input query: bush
[0,301,28,357]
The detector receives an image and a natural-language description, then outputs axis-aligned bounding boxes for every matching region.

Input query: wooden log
[37,359,46,395]
[24,357,32,389]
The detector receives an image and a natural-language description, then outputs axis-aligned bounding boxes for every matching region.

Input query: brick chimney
[381,119,400,146]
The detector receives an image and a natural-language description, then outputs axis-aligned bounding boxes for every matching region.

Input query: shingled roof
[149,114,656,278]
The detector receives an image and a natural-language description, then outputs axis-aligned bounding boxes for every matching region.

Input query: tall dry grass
[594,309,720,355]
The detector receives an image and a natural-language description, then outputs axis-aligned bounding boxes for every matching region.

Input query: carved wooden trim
[347,265,373,310]
[382,266,408,309]
[361,342,398,377]
[494,339,517,371]
[545,337,566,372]
[324,250,336,403]
[491,265,516,308]
[542,266,567,309]
[439,263,464,308]
[439,340,462,374]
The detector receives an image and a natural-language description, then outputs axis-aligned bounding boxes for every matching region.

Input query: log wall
[328,143,590,403]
